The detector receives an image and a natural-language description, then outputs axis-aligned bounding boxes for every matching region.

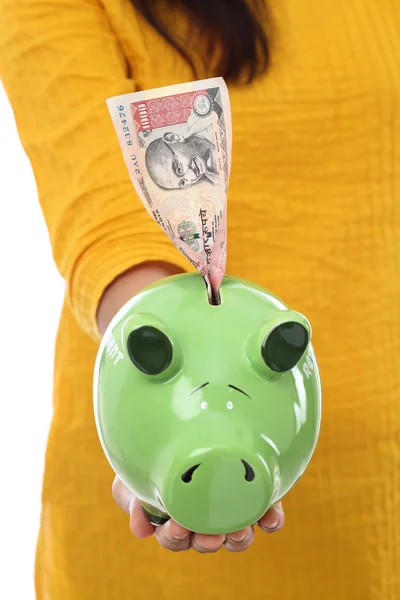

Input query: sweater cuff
[66,224,195,342]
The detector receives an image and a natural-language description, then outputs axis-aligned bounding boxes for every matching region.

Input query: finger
[191,533,226,554]
[155,519,191,552]
[258,501,285,533]
[224,526,255,553]
[111,476,134,514]
[111,477,154,539]
[129,497,156,539]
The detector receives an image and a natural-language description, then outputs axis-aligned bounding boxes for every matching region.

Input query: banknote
[106,78,232,302]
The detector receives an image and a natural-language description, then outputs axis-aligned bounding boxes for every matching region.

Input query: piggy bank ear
[261,321,309,373]
[120,313,181,379]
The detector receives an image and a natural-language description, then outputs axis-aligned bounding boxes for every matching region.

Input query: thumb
[129,496,156,539]
[111,476,155,539]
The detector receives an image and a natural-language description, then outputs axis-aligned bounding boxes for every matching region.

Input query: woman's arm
[97,261,183,334]
[0,0,189,340]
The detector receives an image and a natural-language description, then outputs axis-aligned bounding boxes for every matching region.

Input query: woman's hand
[112,476,284,554]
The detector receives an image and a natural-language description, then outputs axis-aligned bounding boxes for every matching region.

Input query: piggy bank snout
[160,448,276,535]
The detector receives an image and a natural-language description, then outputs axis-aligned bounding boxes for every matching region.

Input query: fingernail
[229,532,247,542]
[191,543,206,552]
[128,497,135,515]
[264,518,279,530]
[261,511,283,532]
[173,533,189,540]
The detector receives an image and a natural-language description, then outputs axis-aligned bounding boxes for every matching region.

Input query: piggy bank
[93,274,321,534]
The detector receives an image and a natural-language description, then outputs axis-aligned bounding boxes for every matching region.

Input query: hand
[112,476,284,554]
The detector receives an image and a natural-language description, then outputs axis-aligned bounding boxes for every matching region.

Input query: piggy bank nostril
[181,464,200,483]
[241,459,255,482]
[182,460,255,483]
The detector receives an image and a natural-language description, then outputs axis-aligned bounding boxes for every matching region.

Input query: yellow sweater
[1,0,399,598]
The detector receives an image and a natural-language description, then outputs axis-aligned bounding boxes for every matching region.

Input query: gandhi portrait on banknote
[145,128,219,190]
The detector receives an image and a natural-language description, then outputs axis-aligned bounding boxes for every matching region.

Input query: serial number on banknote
[117,105,133,146]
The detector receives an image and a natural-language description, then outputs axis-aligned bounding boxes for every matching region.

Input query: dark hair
[131,0,270,84]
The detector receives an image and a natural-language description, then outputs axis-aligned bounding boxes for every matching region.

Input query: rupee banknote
[106,77,232,302]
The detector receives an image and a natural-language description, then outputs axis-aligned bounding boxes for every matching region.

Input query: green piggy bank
[93,274,321,535]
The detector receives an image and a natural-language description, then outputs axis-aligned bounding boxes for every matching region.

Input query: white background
[0,84,64,598]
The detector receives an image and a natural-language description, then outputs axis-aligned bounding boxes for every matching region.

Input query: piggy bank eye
[127,326,173,375]
[261,322,308,373]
